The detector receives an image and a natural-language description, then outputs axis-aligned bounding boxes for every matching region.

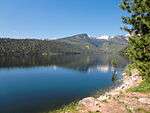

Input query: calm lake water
[0,54,128,113]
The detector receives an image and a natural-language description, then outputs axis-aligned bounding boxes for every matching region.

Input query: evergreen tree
[120,0,150,78]
[120,0,150,35]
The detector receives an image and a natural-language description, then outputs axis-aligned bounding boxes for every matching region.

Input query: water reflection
[0,53,128,73]
[88,64,111,73]
[112,69,118,83]
[0,53,129,113]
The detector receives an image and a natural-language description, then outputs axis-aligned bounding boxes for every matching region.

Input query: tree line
[0,38,81,57]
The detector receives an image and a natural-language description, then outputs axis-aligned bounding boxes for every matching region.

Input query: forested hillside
[0,38,83,57]
[0,34,128,57]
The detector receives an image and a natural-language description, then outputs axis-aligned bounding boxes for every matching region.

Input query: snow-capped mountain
[96,35,110,40]
[89,35,128,47]
[93,35,128,41]
[57,33,128,51]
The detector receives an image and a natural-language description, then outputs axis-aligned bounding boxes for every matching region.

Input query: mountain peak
[72,33,89,38]
[96,35,110,40]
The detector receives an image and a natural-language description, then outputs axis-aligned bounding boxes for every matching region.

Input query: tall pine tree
[120,0,150,78]
[120,0,150,35]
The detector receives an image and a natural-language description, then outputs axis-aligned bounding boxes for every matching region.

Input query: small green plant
[129,80,150,93]
[136,108,150,113]
[124,63,137,76]
[49,102,78,113]
[111,59,118,67]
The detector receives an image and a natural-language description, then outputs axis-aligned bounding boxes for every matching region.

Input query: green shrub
[129,80,150,93]
[49,102,78,113]
[111,59,118,67]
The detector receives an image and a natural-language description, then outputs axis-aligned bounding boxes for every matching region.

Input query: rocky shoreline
[77,69,150,113]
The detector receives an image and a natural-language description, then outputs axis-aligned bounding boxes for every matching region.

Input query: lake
[0,54,128,113]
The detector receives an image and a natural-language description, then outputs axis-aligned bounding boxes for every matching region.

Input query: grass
[129,80,150,93]
[48,102,102,113]
[136,108,150,113]
[49,102,78,113]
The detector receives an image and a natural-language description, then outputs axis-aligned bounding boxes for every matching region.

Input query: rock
[97,95,109,101]
[78,97,100,113]
[138,98,150,105]
[79,97,96,106]
[108,91,120,96]
[122,73,126,76]
[78,73,144,113]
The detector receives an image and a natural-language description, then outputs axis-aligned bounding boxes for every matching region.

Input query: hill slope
[0,34,128,57]
[0,38,82,57]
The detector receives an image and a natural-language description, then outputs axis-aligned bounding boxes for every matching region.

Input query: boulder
[78,97,100,113]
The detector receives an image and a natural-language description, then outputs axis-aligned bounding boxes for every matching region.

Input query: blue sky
[0,0,125,39]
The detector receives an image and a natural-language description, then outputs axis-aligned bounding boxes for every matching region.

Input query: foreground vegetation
[129,80,150,93]
[49,102,78,113]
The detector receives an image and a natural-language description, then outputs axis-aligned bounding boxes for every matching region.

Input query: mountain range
[58,34,128,52]
[0,34,128,57]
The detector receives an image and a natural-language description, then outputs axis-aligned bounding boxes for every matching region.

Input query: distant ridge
[0,33,128,57]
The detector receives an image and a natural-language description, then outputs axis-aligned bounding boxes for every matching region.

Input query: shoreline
[51,69,150,113]
[78,69,143,113]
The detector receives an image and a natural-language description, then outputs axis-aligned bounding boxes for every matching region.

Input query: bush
[111,59,118,67]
